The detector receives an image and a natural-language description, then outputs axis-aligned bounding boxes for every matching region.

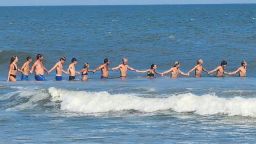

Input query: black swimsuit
[10,65,17,78]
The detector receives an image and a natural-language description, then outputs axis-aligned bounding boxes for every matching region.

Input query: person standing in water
[188,59,208,78]
[7,56,20,82]
[93,58,110,79]
[112,58,137,79]
[30,54,48,81]
[80,63,93,81]
[136,64,160,78]
[228,60,247,77]
[48,57,67,81]
[208,60,228,77]
[20,56,32,81]
[67,58,80,81]
[160,61,189,78]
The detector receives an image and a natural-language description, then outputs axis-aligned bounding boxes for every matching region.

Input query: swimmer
[30,54,48,81]
[112,58,138,79]
[20,56,32,81]
[7,56,20,82]
[228,60,247,77]
[67,58,80,81]
[188,59,208,78]
[93,58,110,79]
[80,63,93,81]
[136,64,160,78]
[160,61,189,78]
[48,57,68,81]
[208,60,228,77]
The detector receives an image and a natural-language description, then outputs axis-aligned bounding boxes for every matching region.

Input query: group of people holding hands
[7,54,247,82]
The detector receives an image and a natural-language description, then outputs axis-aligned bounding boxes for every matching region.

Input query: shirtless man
[160,61,189,79]
[67,58,80,81]
[208,60,228,77]
[228,60,247,77]
[30,54,48,81]
[20,56,32,81]
[93,58,110,78]
[112,58,137,79]
[48,57,67,81]
[188,59,208,78]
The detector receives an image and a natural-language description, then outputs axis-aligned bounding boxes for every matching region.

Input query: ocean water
[1,4,256,143]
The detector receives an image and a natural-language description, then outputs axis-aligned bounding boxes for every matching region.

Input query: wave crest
[48,87,256,117]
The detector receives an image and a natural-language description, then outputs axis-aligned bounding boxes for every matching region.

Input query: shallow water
[1,78,256,143]
[1,4,256,143]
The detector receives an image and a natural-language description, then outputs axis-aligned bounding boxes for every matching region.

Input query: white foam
[48,87,256,117]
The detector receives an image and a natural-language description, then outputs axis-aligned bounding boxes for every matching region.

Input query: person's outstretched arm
[93,65,103,73]
[208,67,219,75]
[188,66,197,76]
[112,65,120,71]
[127,65,137,71]
[179,69,189,76]
[135,69,149,73]
[160,68,173,76]
[228,68,240,75]
[48,63,58,74]
[30,62,36,74]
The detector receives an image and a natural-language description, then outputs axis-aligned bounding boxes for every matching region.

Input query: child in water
[80,63,93,81]
[136,64,160,78]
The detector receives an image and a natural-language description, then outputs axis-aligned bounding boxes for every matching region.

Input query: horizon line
[0,3,256,7]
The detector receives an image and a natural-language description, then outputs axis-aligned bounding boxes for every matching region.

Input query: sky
[0,0,256,6]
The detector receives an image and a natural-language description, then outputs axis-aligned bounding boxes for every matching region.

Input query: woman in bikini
[136,64,160,78]
[7,56,20,82]
[80,63,93,81]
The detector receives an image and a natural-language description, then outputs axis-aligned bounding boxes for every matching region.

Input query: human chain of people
[7,54,247,82]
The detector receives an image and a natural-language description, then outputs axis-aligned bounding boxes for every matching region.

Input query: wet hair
[60,57,66,61]
[150,64,155,69]
[10,56,17,64]
[173,61,180,67]
[197,59,203,64]
[26,56,32,61]
[122,58,128,63]
[71,58,77,63]
[83,63,89,68]
[241,60,246,66]
[221,60,227,66]
[36,54,42,60]
[104,58,109,63]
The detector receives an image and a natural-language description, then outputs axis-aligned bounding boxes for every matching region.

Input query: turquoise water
[1,4,256,143]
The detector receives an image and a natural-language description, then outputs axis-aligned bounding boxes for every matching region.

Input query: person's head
[10,56,18,64]
[36,54,43,60]
[122,58,128,65]
[241,60,247,67]
[197,59,203,65]
[104,58,109,64]
[173,61,180,68]
[71,58,77,65]
[150,64,157,69]
[26,56,32,62]
[220,60,227,68]
[84,63,89,68]
[60,57,66,64]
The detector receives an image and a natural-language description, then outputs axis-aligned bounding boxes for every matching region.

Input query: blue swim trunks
[21,74,29,81]
[35,75,46,81]
[55,76,62,81]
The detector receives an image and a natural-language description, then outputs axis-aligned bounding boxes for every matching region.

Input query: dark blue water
[1,5,256,143]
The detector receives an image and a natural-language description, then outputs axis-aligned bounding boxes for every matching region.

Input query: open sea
[1,4,256,143]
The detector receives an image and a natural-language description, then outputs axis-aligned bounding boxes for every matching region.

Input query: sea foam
[48,87,256,117]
